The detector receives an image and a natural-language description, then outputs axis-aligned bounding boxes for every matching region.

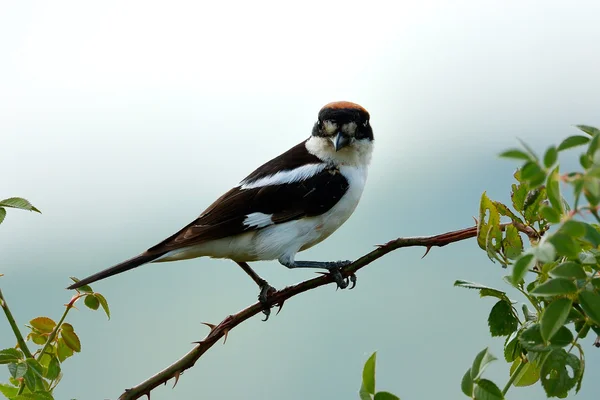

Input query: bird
[68,101,374,316]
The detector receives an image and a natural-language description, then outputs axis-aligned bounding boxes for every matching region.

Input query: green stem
[502,359,526,396]
[0,288,33,358]
[568,322,587,353]
[37,301,73,361]
[515,285,542,314]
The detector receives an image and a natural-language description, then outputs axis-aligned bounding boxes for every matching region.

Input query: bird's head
[312,101,373,152]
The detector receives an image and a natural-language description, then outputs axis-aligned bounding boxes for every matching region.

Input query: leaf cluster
[458,125,600,398]
[0,201,110,400]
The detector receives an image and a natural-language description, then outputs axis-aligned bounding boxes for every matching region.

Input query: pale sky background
[2,1,600,399]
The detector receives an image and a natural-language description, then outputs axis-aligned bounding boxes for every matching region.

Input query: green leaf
[499,149,532,161]
[8,362,27,379]
[373,392,400,400]
[0,198,41,213]
[549,233,580,258]
[520,162,545,187]
[0,348,24,365]
[540,349,581,397]
[471,348,496,380]
[473,379,504,400]
[511,183,528,213]
[578,290,600,325]
[453,281,507,301]
[56,339,73,362]
[575,125,600,137]
[549,326,574,348]
[550,262,587,280]
[519,324,548,352]
[84,294,100,310]
[510,359,540,387]
[29,317,56,334]
[524,188,546,223]
[580,153,593,169]
[362,352,376,395]
[461,368,474,397]
[583,223,600,247]
[504,334,522,362]
[0,383,18,398]
[502,225,523,259]
[512,254,535,284]
[587,165,600,178]
[61,323,73,332]
[45,356,60,381]
[0,208,6,224]
[544,146,558,168]
[478,192,502,261]
[60,328,81,353]
[23,360,44,392]
[546,167,563,214]
[557,135,590,151]
[14,393,55,400]
[30,332,46,346]
[359,383,372,400]
[560,220,586,238]
[94,293,110,320]
[540,206,561,223]
[587,132,600,155]
[488,300,518,337]
[24,360,42,377]
[540,298,573,342]
[493,201,524,224]
[531,278,577,297]
[584,177,600,206]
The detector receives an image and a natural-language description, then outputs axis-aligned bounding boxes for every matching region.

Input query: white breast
[248,164,369,264]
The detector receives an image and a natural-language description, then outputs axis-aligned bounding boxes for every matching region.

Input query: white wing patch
[240,163,326,190]
[244,212,274,228]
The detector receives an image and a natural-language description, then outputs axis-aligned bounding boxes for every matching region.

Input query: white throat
[305,136,373,167]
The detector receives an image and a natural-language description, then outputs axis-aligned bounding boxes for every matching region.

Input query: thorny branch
[118,222,538,400]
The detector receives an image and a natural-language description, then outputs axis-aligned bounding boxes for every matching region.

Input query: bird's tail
[67,251,165,290]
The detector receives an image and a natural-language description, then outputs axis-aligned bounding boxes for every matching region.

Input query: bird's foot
[258,282,277,321]
[326,261,357,290]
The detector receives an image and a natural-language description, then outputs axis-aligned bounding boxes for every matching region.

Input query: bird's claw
[258,283,277,322]
[349,273,357,289]
[329,267,357,290]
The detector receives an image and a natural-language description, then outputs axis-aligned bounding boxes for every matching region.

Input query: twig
[118,223,535,400]
[502,358,526,396]
[0,288,33,358]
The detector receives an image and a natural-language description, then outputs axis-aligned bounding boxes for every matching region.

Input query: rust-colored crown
[320,101,368,113]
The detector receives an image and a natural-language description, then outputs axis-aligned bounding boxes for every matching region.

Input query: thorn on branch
[222,329,229,345]
[172,371,181,388]
[422,246,432,258]
[275,300,285,315]
[201,322,217,331]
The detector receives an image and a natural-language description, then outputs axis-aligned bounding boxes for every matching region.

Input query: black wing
[147,165,348,254]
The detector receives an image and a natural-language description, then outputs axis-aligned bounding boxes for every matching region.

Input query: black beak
[333,133,351,151]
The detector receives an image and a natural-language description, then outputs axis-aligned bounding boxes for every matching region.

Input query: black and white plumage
[69,101,374,295]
